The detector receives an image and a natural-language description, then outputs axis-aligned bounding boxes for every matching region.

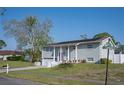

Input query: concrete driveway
[0,76,43,85]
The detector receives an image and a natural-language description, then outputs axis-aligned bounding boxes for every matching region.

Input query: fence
[114,54,124,64]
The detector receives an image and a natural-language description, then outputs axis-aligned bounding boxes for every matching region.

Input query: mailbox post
[6,64,9,74]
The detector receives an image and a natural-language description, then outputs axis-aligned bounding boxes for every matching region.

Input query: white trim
[75,45,78,60]
[67,46,70,61]
[60,46,62,62]
[108,37,116,47]
[53,46,55,62]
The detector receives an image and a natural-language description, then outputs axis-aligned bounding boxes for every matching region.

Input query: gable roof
[48,37,109,46]
[0,50,22,55]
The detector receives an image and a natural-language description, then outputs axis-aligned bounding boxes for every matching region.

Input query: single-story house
[42,37,118,67]
[0,50,22,61]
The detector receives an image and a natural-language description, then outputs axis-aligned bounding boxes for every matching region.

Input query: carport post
[67,46,70,61]
[53,46,56,62]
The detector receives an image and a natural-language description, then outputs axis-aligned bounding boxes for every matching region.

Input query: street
[0,76,42,85]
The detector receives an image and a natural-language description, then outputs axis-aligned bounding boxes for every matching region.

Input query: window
[45,47,53,51]
[87,44,93,48]
[87,57,94,61]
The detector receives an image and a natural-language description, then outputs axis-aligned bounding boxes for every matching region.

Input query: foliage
[0,40,6,49]
[100,58,112,64]
[3,16,53,62]
[57,63,73,69]
[115,45,124,54]
[7,55,24,61]
[93,32,116,43]
[81,59,86,63]
[80,34,88,39]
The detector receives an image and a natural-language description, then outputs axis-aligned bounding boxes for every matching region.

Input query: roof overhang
[47,40,101,47]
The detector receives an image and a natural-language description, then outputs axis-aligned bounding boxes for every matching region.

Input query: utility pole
[103,38,111,85]
[105,47,109,85]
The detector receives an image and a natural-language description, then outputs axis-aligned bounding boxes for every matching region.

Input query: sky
[0,7,124,50]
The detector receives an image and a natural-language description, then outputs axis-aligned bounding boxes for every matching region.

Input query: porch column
[67,46,70,61]
[53,46,55,62]
[75,45,78,61]
[119,52,122,64]
[60,46,62,62]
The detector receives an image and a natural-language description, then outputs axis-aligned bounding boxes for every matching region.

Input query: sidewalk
[0,66,42,73]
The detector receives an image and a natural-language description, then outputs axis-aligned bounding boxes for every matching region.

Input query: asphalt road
[0,76,43,85]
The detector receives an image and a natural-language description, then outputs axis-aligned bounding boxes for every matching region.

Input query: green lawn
[1,63,124,85]
[0,61,34,68]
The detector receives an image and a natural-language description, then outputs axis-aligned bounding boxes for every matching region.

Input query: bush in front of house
[100,58,112,64]
[81,59,86,63]
[58,63,73,69]
[7,55,24,61]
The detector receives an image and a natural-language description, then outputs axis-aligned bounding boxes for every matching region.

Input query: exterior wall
[42,47,53,59]
[77,43,100,63]
[42,47,61,67]
[70,46,76,60]
[114,54,124,64]
[41,37,117,67]
[99,38,115,63]
[42,59,59,67]
[62,47,68,60]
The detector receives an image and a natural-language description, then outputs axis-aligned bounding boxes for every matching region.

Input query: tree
[93,32,116,43]
[80,34,88,39]
[3,16,52,62]
[0,40,6,49]
[115,44,124,53]
[0,8,6,28]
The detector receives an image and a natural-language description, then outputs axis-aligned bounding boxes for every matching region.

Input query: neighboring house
[42,37,116,67]
[0,50,22,61]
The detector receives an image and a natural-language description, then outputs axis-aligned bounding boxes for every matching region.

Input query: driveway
[0,76,43,85]
[0,66,44,85]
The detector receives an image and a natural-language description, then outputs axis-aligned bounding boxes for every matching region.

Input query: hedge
[100,58,112,64]
[57,63,73,69]
[7,55,24,61]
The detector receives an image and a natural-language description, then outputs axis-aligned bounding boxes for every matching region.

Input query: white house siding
[99,38,115,63]
[114,54,124,64]
[42,47,53,59]
[77,43,100,63]
[70,46,76,60]
[42,58,59,67]
[41,37,120,68]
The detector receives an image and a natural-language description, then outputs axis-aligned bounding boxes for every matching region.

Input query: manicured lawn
[1,63,124,85]
[0,61,34,68]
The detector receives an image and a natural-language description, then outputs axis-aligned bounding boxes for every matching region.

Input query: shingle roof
[49,37,107,46]
[0,50,22,55]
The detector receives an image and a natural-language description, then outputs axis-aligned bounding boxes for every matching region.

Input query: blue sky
[0,7,124,50]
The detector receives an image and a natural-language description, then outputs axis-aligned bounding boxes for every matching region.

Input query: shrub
[7,55,24,61]
[81,60,86,63]
[57,63,73,69]
[100,58,112,64]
